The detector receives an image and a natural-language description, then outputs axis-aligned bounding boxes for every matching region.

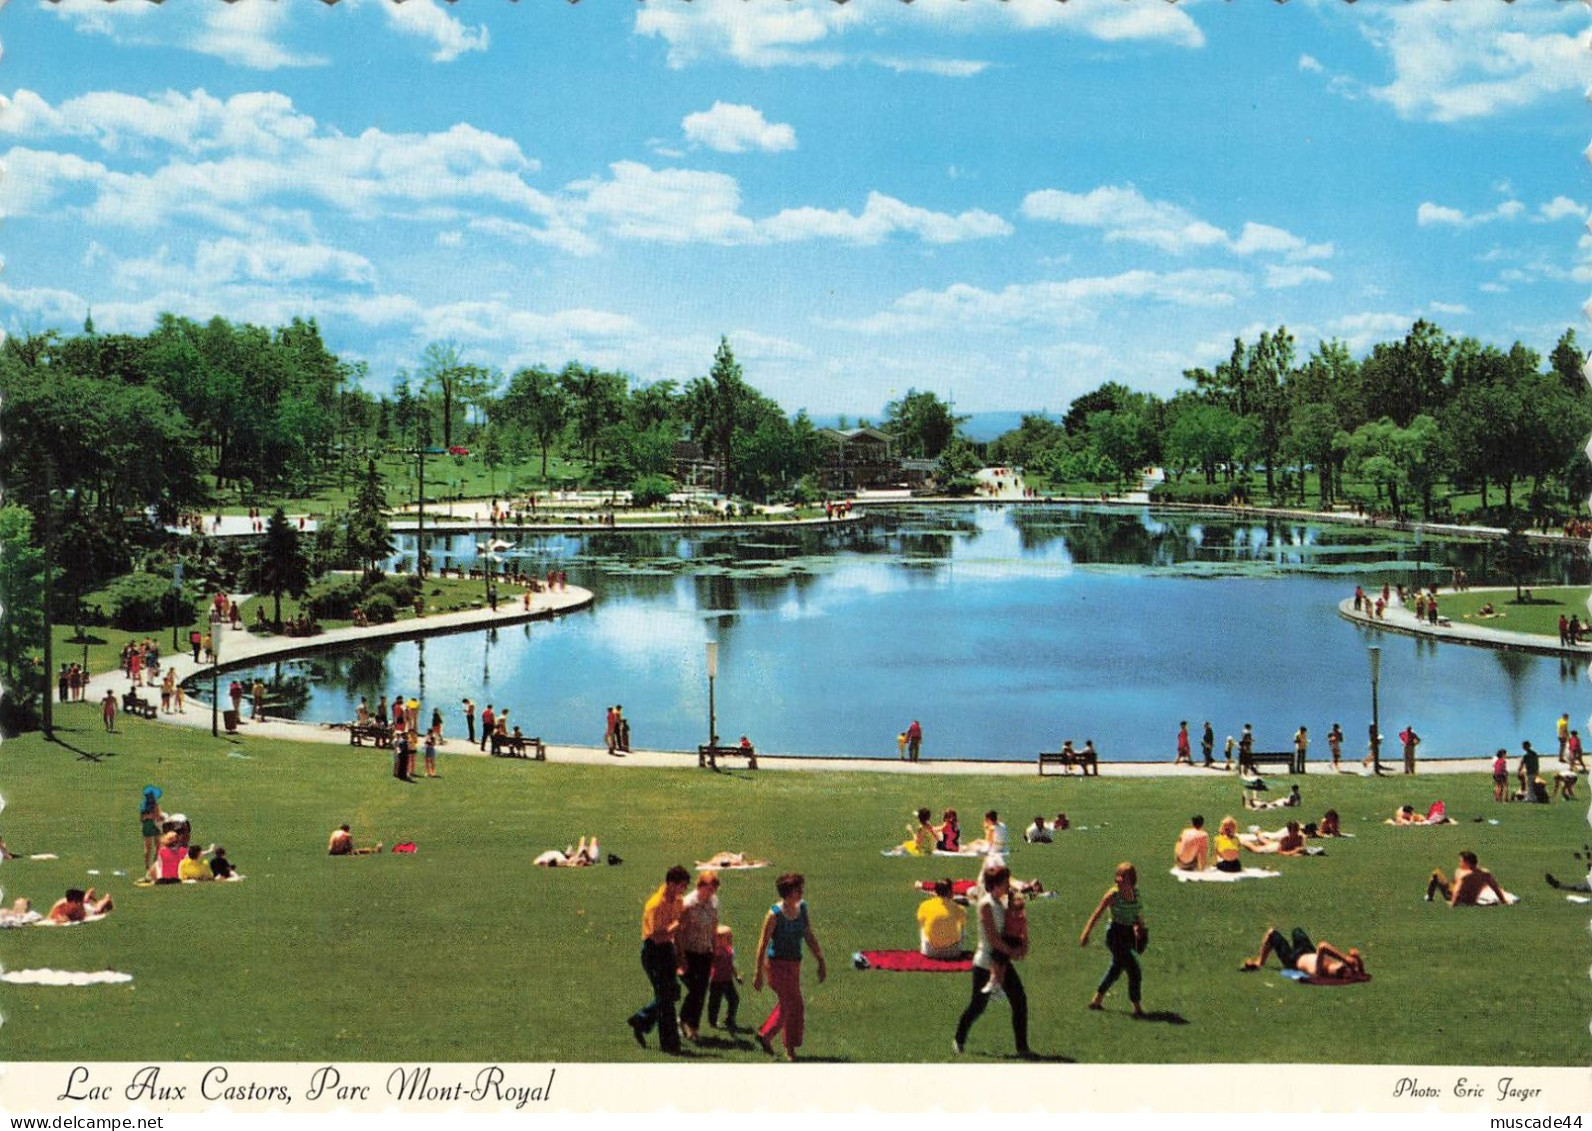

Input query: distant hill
[806,411,1062,445]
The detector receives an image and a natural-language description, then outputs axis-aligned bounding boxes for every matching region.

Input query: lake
[223,504,1591,762]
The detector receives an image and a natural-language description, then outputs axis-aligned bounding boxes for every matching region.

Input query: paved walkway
[1335,587,1592,659]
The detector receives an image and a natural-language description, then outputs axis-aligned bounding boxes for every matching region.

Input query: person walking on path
[1238,725,1255,775]
[102,689,117,733]
[628,865,690,1054]
[462,698,476,745]
[479,704,495,752]
[906,719,923,762]
[1400,725,1421,775]
[1174,721,1192,765]
[1080,862,1146,1018]
[952,864,1033,1058]
[605,705,620,756]
[754,872,827,1062]
[1201,721,1215,767]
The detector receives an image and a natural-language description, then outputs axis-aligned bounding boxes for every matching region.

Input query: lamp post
[1368,645,1382,775]
[705,640,719,748]
[210,606,223,738]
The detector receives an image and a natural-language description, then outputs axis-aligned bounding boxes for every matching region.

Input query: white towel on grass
[1170,867,1280,882]
[1,968,132,985]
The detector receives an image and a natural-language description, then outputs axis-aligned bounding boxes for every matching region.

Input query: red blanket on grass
[857,950,973,973]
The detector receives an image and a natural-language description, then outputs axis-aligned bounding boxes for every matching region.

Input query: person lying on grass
[1426,851,1508,906]
[535,836,600,867]
[47,888,114,923]
[1239,821,1306,856]
[328,825,382,856]
[1241,927,1367,982]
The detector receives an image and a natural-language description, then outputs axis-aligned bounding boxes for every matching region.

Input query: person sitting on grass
[900,808,936,856]
[1173,815,1209,871]
[178,845,213,881]
[208,846,236,879]
[917,878,968,960]
[1240,821,1306,856]
[1426,851,1508,906]
[1241,927,1367,981]
[1393,805,1424,825]
[328,824,382,856]
[1024,815,1053,844]
[1316,809,1342,837]
[1213,816,1243,873]
[47,888,114,923]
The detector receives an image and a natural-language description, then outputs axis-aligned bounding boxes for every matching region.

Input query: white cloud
[0,147,110,217]
[762,192,1011,246]
[1298,54,1324,75]
[384,0,490,63]
[1360,4,1585,123]
[1417,198,1526,228]
[682,103,797,154]
[829,269,1250,336]
[1538,196,1588,222]
[112,237,377,290]
[570,162,1009,247]
[634,0,1198,73]
[1265,265,1333,290]
[1023,186,1329,262]
[1331,311,1414,352]
[1429,301,1471,316]
[189,2,327,71]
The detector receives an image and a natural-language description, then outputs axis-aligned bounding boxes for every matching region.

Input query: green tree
[247,507,313,628]
[0,506,45,735]
[418,340,498,451]
[498,365,570,480]
[883,389,963,458]
[559,363,628,469]
[344,461,395,577]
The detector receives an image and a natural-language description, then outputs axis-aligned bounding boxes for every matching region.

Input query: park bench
[121,691,158,719]
[698,743,757,770]
[347,723,392,748]
[491,732,547,761]
[1242,749,1305,774]
[1038,749,1097,777]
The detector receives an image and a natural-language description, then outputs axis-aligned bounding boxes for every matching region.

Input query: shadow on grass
[1135,1009,1189,1025]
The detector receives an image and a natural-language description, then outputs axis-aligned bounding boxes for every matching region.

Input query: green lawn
[1,720,1584,1065]
[1440,587,1591,638]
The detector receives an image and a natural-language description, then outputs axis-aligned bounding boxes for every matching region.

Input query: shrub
[368,575,419,607]
[630,474,675,509]
[1151,479,1243,506]
[99,573,198,631]
[305,577,363,621]
[361,593,397,624]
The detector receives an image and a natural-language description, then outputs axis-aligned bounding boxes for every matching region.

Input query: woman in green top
[1079,861,1145,1017]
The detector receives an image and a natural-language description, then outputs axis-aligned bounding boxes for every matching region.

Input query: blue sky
[1,0,1586,416]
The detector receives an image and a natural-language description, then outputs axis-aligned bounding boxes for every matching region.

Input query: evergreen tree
[344,461,395,577]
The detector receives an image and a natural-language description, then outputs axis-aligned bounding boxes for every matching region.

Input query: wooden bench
[1038,750,1096,777]
[121,691,158,719]
[348,723,393,748]
[491,733,547,761]
[1242,749,1305,774]
[699,743,757,770]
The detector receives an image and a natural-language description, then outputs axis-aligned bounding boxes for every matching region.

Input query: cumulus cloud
[828,269,1251,336]
[569,162,1010,247]
[1538,196,1587,222]
[384,0,490,63]
[1417,198,1526,228]
[1265,265,1333,290]
[1022,185,1329,261]
[1360,4,1584,123]
[112,237,377,290]
[682,103,797,154]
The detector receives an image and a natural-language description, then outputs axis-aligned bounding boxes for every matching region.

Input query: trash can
[223,709,239,734]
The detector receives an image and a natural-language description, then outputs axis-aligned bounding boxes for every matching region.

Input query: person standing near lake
[1400,725,1420,775]
[1518,740,1541,798]
[479,703,494,751]
[1201,721,1215,767]
[906,719,923,762]
[1556,713,1570,760]
[1238,725,1255,774]
[251,679,266,722]
[1294,726,1309,771]
[1174,721,1192,765]
[628,865,690,1054]
[1327,723,1343,770]
[952,865,1032,1058]
[462,698,476,745]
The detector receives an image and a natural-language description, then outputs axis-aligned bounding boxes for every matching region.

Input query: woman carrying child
[952,865,1032,1057]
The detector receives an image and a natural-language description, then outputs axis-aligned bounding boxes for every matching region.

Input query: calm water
[221,505,1591,762]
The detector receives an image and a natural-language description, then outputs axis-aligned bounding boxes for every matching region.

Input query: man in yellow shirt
[916,879,968,960]
[627,865,691,1053]
[177,846,213,881]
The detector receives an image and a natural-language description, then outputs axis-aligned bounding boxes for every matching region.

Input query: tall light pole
[1368,645,1382,775]
[210,606,223,738]
[705,640,719,748]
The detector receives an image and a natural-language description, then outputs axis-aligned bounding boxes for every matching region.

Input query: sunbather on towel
[536,836,599,867]
[1241,927,1367,982]
[1213,817,1243,873]
[47,888,113,923]
[0,898,41,928]
[917,879,968,959]
[1239,821,1306,856]
[700,851,769,869]
[1426,851,1508,906]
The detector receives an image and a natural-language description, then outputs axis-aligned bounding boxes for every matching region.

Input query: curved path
[96,584,1491,776]
[1335,587,1592,659]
